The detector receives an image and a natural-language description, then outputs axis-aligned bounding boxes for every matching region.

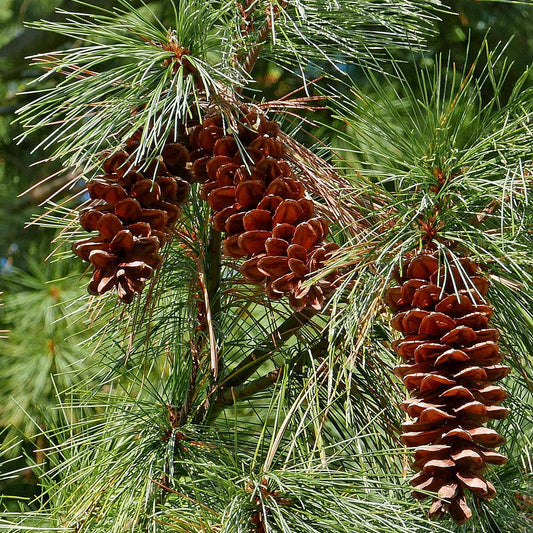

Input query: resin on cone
[74,135,192,303]
[188,111,340,311]
[385,251,509,524]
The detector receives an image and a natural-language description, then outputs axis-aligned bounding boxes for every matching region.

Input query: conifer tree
[1,1,532,532]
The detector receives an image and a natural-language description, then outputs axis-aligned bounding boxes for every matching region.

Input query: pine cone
[74,139,192,303]
[385,251,510,524]
[188,111,340,311]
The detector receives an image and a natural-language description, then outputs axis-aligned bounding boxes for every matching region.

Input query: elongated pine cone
[385,252,510,524]
[188,111,339,311]
[73,137,192,303]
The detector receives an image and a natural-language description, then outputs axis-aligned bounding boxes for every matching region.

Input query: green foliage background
[0,1,531,531]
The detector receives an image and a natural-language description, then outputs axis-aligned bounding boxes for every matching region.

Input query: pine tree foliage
[321,42,533,528]
[0,258,102,441]
[1,1,532,532]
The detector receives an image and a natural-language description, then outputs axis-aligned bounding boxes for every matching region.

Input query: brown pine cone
[74,140,192,303]
[188,111,340,311]
[384,251,510,524]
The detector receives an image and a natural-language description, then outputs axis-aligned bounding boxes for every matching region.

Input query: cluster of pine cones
[385,251,509,524]
[187,111,339,311]
[74,111,339,310]
[72,109,512,525]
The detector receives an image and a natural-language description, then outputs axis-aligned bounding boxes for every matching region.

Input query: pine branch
[241,1,287,75]
[259,0,443,76]
[7,171,83,213]
[191,308,316,424]
[282,133,374,233]
[206,334,329,421]
[15,0,241,171]
[0,0,134,67]
[209,367,283,421]
[222,307,316,388]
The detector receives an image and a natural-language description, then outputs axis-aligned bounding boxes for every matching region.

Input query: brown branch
[206,229,222,310]
[281,133,377,234]
[169,232,217,426]
[241,1,288,75]
[242,17,272,75]
[470,197,504,227]
[150,478,218,515]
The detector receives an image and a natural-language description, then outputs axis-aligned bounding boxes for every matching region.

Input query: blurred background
[0,0,532,510]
